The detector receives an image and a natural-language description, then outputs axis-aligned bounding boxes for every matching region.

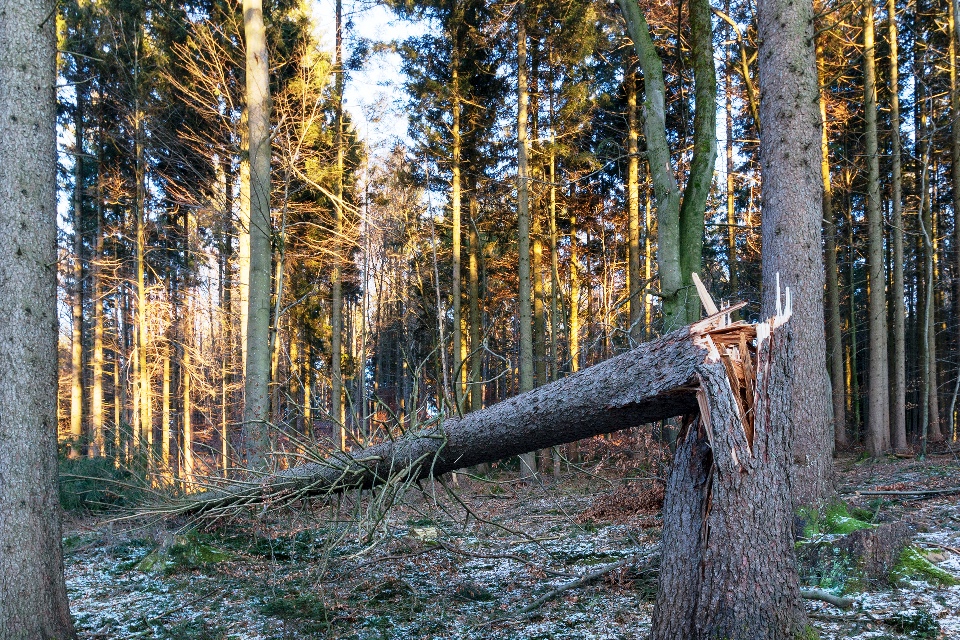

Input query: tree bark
[626,68,642,344]
[0,0,76,634]
[757,0,835,505]
[818,42,846,449]
[651,323,807,638]
[863,0,890,456]
[888,0,907,452]
[331,0,346,450]
[242,0,273,468]
[516,6,535,479]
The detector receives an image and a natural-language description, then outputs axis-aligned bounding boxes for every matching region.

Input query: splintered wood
[691,298,759,454]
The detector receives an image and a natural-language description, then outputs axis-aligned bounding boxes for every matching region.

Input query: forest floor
[64,445,960,639]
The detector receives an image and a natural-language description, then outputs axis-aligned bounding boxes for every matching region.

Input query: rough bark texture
[757,0,834,505]
[0,1,77,636]
[242,0,273,467]
[651,325,808,639]
[888,0,907,452]
[863,0,889,457]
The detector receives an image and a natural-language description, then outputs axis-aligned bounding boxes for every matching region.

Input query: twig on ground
[856,487,960,498]
[800,588,854,609]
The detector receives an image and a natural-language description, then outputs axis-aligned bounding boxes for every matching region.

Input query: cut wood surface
[175,307,752,516]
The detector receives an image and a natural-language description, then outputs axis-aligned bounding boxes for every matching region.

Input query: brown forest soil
[64,445,960,639]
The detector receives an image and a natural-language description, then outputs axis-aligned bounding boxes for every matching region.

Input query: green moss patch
[890,546,960,586]
[137,535,232,575]
[883,609,940,637]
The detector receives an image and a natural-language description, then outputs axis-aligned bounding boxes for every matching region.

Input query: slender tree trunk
[91,184,104,457]
[71,100,85,456]
[451,62,464,411]
[162,338,171,475]
[183,303,194,480]
[818,42,847,449]
[889,0,908,451]
[517,7,536,479]
[949,0,960,441]
[239,108,250,378]
[0,0,76,631]
[331,0,346,450]
[469,192,482,413]
[569,205,581,373]
[626,68,642,343]
[757,0,835,504]
[864,0,890,456]
[242,0,273,468]
[724,0,739,304]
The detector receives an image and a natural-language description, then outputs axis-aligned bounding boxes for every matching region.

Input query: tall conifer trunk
[757,0,834,504]
[889,0,908,451]
[818,42,846,448]
[517,5,536,479]
[864,0,890,455]
[242,0,273,468]
[0,0,76,632]
[331,0,346,450]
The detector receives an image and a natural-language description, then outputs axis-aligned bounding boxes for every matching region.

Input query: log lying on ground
[174,306,748,517]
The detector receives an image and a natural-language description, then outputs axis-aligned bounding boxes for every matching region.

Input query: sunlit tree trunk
[818,42,846,449]
[517,6,535,479]
[242,0,273,468]
[331,0,346,450]
[626,68,642,343]
[451,59,464,412]
[71,99,85,456]
[91,180,105,457]
[468,191,483,413]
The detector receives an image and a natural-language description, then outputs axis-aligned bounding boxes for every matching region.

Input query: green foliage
[59,454,143,512]
[883,609,940,637]
[890,547,960,586]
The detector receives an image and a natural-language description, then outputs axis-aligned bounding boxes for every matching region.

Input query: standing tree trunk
[864,0,890,456]
[91,185,105,457]
[626,68,642,344]
[451,61,464,411]
[950,0,960,441]
[517,6,536,479]
[71,99,85,456]
[757,0,835,505]
[242,0,273,468]
[889,0,908,451]
[0,0,76,633]
[331,0,346,450]
[819,41,847,448]
[616,0,717,331]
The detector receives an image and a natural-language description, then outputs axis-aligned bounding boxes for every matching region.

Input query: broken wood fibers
[691,301,759,457]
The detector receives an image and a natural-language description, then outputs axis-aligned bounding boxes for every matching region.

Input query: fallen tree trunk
[177,309,741,517]
[171,299,810,638]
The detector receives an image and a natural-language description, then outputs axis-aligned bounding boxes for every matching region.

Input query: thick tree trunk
[0,0,76,635]
[757,0,834,505]
[652,322,807,638]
